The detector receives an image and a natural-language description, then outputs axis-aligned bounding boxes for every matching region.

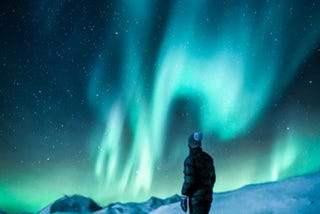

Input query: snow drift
[153,172,320,214]
[34,172,320,213]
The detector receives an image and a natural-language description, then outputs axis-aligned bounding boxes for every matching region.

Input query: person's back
[181,132,216,214]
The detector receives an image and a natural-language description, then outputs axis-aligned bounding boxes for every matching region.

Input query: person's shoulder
[201,150,214,161]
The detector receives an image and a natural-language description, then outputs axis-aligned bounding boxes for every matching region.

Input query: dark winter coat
[182,147,216,204]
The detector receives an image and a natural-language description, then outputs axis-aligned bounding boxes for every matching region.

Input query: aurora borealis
[1,0,320,212]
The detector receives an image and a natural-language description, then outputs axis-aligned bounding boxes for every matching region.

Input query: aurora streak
[1,0,320,212]
[89,0,320,203]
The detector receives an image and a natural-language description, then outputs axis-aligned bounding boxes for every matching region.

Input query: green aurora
[1,0,320,212]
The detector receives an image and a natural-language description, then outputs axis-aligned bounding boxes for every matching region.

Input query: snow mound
[152,172,320,214]
[95,195,180,214]
[37,172,320,214]
[39,194,180,214]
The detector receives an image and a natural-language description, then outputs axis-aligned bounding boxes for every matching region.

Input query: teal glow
[0,165,98,212]
[2,0,320,212]
[271,125,320,181]
[88,0,320,205]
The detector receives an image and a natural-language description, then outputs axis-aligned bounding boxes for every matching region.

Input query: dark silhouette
[181,132,216,214]
[50,195,102,213]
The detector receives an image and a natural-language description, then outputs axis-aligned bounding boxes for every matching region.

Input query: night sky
[1,0,320,212]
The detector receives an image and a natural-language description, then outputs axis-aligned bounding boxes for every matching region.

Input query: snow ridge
[3,172,319,214]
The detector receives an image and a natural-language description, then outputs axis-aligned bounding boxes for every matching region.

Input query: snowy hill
[153,172,320,214]
[37,194,180,214]
[34,172,320,213]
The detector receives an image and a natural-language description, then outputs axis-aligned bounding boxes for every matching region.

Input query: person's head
[188,131,202,149]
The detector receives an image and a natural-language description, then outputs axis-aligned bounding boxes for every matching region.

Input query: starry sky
[1,0,320,212]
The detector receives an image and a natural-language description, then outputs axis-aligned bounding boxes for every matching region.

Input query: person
[180,132,216,214]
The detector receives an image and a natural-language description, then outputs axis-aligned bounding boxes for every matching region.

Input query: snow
[152,172,320,214]
[36,172,320,214]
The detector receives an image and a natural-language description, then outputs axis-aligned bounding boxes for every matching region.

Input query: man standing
[181,132,216,214]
